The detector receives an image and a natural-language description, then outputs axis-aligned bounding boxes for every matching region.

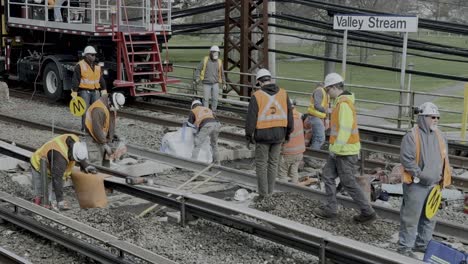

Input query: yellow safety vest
[401,126,452,187]
[78,60,101,89]
[30,134,79,179]
[253,88,288,129]
[191,106,215,127]
[200,56,223,83]
[307,87,329,119]
[282,109,306,155]
[85,98,110,142]
[329,96,360,155]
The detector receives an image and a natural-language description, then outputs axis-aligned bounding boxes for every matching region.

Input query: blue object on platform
[423,240,467,264]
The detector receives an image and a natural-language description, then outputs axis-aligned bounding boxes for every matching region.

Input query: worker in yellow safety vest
[30,134,96,210]
[278,99,305,184]
[245,68,293,202]
[398,102,451,258]
[313,73,377,224]
[303,82,330,149]
[71,46,108,131]
[194,45,226,112]
[187,99,221,164]
[85,93,125,167]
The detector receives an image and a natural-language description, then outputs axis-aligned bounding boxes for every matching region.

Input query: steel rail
[0,246,32,264]
[0,142,421,264]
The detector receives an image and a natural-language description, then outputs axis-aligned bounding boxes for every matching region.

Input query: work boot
[413,246,426,253]
[57,200,71,211]
[313,207,337,219]
[397,248,418,259]
[353,212,377,223]
[252,195,265,203]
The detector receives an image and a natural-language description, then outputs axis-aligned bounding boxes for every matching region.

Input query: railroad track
[0,246,32,264]
[0,139,422,264]
[0,114,467,246]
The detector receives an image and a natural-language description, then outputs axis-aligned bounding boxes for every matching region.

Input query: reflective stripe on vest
[329,96,359,145]
[85,98,110,141]
[30,134,78,179]
[79,60,101,89]
[402,126,452,187]
[307,87,329,119]
[200,56,223,83]
[191,106,215,127]
[254,88,288,129]
[282,109,306,155]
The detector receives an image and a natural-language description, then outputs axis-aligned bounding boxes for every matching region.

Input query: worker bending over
[85,93,125,167]
[278,99,305,184]
[188,99,221,165]
[31,134,96,210]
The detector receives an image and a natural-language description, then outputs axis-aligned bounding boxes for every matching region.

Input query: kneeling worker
[188,99,221,164]
[31,134,97,210]
[85,93,125,167]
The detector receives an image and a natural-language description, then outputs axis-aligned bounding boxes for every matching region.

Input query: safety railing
[165,64,466,136]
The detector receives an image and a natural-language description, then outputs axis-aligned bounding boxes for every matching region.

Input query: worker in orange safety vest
[278,99,306,184]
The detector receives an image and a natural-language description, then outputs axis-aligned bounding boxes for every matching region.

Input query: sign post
[333,15,418,128]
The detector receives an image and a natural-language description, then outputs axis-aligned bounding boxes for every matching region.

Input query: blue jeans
[399,183,436,252]
[306,116,325,150]
[79,89,100,131]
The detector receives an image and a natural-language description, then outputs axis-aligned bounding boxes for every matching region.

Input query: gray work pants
[31,167,63,202]
[322,155,374,215]
[278,153,303,183]
[192,122,221,163]
[78,89,100,131]
[84,135,109,167]
[255,143,282,197]
[54,0,66,21]
[306,116,325,150]
[398,183,436,252]
[203,83,220,111]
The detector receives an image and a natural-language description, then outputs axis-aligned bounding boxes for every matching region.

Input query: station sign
[333,15,418,32]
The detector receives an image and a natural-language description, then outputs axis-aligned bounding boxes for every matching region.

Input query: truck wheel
[42,62,63,100]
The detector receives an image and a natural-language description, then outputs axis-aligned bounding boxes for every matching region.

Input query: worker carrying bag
[424,240,468,264]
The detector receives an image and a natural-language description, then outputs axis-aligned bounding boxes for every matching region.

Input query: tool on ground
[126,177,148,185]
[138,163,215,218]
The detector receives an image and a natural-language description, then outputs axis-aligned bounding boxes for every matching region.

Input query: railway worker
[245,68,293,201]
[71,45,107,132]
[278,99,305,184]
[398,102,451,257]
[188,99,221,165]
[194,45,227,112]
[54,0,66,22]
[31,134,97,210]
[303,82,329,149]
[85,93,125,167]
[313,73,376,223]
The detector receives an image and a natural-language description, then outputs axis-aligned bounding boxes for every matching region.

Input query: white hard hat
[72,142,88,161]
[111,93,125,110]
[324,73,344,88]
[256,68,271,81]
[33,0,42,3]
[83,46,97,55]
[418,102,440,116]
[210,45,220,52]
[234,188,250,201]
[191,99,202,108]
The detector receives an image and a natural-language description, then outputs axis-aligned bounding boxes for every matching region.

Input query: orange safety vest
[78,60,101,89]
[85,98,111,141]
[30,134,79,179]
[282,109,306,155]
[401,126,452,187]
[307,87,329,119]
[329,96,359,145]
[191,106,215,127]
[200,56,223,83]
[254,88,288,129]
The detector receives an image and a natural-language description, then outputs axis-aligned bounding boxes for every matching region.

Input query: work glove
[101,89,108,96]
[84,165,97,174]
[326,108,333,114]
[194,78,200,85]
[71,91,78,99]
[103,144,113,156]
[222,84,227,91]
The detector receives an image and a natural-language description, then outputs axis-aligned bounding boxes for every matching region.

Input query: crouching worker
[85,93,125,167]
[278,99,305,184]
[31,134,97,210]
[188,99,221,165]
